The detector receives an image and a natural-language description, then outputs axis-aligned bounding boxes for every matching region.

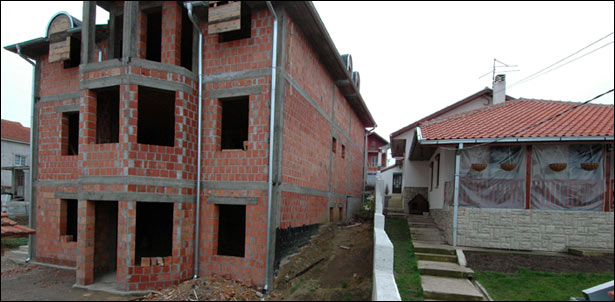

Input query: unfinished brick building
[4,1,375,292]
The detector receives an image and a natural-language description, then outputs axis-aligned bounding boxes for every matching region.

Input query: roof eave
[282,1,376,128]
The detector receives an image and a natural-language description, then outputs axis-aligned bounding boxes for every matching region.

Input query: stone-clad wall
[402,187,428,214]
[431,206,614,252]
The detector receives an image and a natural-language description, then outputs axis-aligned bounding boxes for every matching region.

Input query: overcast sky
[2,1,614,142]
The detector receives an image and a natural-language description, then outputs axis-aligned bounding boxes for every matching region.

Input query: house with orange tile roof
[392,76,614,252]
[1,119,31,202]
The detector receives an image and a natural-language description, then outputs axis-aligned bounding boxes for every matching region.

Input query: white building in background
[1,119,31,201]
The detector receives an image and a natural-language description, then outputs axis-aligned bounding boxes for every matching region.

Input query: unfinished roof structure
[4,1,376,292]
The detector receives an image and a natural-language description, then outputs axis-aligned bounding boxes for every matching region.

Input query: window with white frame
[15,155,26,166]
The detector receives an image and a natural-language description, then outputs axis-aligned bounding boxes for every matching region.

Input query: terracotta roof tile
[419,99,614,140]
[1,119,30,143]
[1,212,35,236]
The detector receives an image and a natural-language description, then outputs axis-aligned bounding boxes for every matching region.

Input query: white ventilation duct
[352,71,360,91]
[340,53,353,74]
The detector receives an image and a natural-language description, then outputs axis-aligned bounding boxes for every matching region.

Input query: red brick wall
[197,6,274,286]
[280,16,367,228]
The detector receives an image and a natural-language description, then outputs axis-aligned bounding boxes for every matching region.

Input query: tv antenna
[478,58,520,85]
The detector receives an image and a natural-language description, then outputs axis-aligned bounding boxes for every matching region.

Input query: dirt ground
[465,251,615,274]
[2,220,373,301]
[1,257,133,301]
[268,221,373,301]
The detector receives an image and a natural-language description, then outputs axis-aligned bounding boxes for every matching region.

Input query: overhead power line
[508,32,614,89]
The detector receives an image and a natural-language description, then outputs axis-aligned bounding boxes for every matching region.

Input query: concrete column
[81,1,97,64]
[122,1,139,61]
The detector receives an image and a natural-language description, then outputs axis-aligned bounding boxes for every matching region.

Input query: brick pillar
[76,200,95,285]
[119,84,138,145]
[174,202,195,280]
[116,200,136,291]
[80,89,97,145]
[161,1,181,65]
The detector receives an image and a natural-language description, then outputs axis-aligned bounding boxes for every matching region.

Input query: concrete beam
[209,86,263,99]
[206,197,258,205]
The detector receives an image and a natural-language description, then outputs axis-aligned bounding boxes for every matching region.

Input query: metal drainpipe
[362,128,375,203]
[184,1,206,279]
[452,143,463,246]
[264,1,277,292]
[16,44,36,263]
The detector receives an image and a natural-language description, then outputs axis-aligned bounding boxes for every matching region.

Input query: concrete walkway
[407,215,488,301]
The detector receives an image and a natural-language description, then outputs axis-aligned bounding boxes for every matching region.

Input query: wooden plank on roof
[49,36,71,63]
[208,18,241,34]
[208,1,241,34]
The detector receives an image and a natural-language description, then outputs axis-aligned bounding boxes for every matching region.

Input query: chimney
[492,74,506,104]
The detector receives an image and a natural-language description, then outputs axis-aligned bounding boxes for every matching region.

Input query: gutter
[417,128,613,145]
[264,1,277,292]
[16,44,36,263]
[184,1,207,280]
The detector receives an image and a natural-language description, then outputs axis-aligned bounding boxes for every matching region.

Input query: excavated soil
[269,221,373,301]
[465,251,614,274]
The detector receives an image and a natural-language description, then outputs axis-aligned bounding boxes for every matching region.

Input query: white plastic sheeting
[531,144,604,211]
[459,146,525,208]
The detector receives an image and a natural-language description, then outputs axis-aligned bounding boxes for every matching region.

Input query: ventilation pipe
[264,0,277,292]
[184,0,206,280]
[492,74,506,104]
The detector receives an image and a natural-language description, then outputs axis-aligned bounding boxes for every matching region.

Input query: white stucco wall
[395,95,491,191]
[381,165,402,195]
[1,139,30,201]
[427,148,456,209]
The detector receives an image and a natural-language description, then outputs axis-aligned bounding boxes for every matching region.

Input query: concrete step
[415,246,457,255]
[408,215,434,222]
[408,220,437,227]
[415,253,458,263]
[418,260,474,278]
[421,276,484,301]
[411,228,442,236]
[19,245,29,252]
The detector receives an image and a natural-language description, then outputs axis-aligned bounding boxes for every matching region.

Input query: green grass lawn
[475,268,614,301]
[1,237,28,249]
[384,217,423,301]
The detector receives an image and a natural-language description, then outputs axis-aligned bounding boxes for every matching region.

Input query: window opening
[221,96,249,150]
[113,15,123,59]
[136,202,173,265]
[95,86,120,144]
[217,205,246,257]
[62,111,79,155]
[61,199,78,242]
[332,137,337,153]
[435,154,440,188]
[218,3,251,42]
[342,144,346,159]
[146,9,162,62]
[180,6,193,71]
[430,161,434,191]
[138,86,175,146]
[14,155,26,166]
[63,37,81,68]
